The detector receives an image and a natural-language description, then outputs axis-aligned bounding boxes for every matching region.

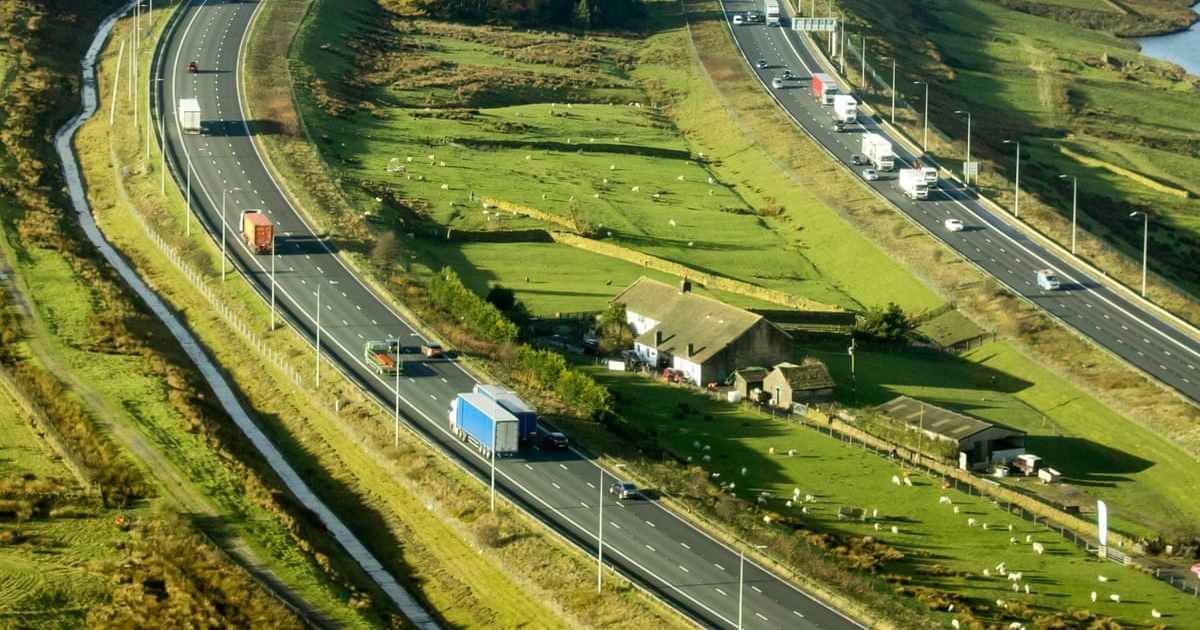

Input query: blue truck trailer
[473,384,538,442]
[449,393,520,457]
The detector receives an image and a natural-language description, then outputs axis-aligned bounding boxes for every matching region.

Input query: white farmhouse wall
[672,357,702,386]
[626,311,659,337]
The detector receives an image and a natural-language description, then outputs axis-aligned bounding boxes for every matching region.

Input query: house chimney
[654,330,663,346]
[679,278,691,294]
[686,342,694,358]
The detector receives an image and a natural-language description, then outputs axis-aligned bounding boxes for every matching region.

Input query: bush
[854,302,913,342]
[429,268,518,345]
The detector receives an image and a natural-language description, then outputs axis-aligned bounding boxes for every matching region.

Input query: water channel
[1137,5,1200,77]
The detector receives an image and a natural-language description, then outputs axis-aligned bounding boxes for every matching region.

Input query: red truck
[812,72,837,105]
[241,210,273,254]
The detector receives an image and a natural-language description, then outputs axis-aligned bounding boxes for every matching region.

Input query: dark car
[540,431,569,450]
[187,61,199,74]
[610,481,638,500]
[850,154,865,166]
[755,58,768,69]
[782,69,794,80]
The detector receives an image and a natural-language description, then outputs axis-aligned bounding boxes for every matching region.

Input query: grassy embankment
[257,0,1200,595]
[585,367,1200,627]
[836,0,1200,324]
[76,2,694,629]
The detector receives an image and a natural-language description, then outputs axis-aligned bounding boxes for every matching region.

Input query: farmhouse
[612,277,792,386]
[763,358,835,408]
[875,396,1026,471]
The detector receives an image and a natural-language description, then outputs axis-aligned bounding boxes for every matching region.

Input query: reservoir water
[1137,6,1200,77]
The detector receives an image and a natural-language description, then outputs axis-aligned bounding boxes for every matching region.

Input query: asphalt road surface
[721,1,1200,404]
[154,1,862,628]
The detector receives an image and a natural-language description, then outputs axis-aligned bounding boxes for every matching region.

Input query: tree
[855,302,912,343]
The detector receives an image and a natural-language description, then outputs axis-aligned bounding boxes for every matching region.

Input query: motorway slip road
[155,1,862,628]
[721,0,1200,404]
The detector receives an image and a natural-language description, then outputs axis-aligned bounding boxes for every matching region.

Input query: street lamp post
[394,340,401,449]
[890,57,896,124]
[221,187,241,280]
[270,235,276,330]
[185,153,192,236]
[1130,211,1149,297]
[597,463,626,592]
[315,279,338,389]
[860,36,866,95]
[955,110,971,185]
[1004,139,1020,218]
[1060,174,1078,254]
[912,81,928,153]
[738,544,769,629]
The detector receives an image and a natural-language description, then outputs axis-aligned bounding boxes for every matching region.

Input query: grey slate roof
[875,396,1024,442]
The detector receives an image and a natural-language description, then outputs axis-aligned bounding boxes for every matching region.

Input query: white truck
[178,98,202,135]
[832,94,858,124]
[764,0,780,25]
[898,168,931,200]
[860,133,894,171]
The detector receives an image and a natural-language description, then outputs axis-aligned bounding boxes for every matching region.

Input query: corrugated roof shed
[875,396,999,442]
[615,277,785,364]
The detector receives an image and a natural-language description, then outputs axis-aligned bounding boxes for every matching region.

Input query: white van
[732,14,744,25]
[1036,269,1061,291]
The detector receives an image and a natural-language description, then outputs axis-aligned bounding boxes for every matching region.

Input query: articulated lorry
[240,210,273,254]
[764,0,780,25]
[450,393,520,457]
[860,133,895,171]
[364,339,400,375]
[812,73,836,105]
[832,94,858,124]
[178,98,201,134]
[898,167,939,200]
[474,384,538,442]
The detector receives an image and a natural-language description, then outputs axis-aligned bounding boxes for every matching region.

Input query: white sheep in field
[1032,542,1045,555]
[1008,524,1014,532]
[1090,591,1097,603]
[967,518,977,527]
[872,508,878,518]
[609,164,616,170]
[702,455,711,462]
[1109,594,1120,604]
[1023,584,1030,595]
[996,562,1006,572]
[1097,575,1109,583]
[769,447,775,455]
[653,193,662,200]
[406,156,413,162]
[948,604,954,612]
[785,500,793,508]
[427,154,435,161]
[1009,537,1018,545]
[708,176,716,184]
[890,526,899,535]
[953,506,960,514]
[891,475,901,486]
[762,515,771,524]
[667,218,675,226]
[995,599,1006,609]
[805,494,815,503]
[741,467,747,476]
[788,449,797,457]
[938,495,952,505]
[677,175,685,181]
[1152,609,1162,619]
[589,138,595,143]
[983,523,989,530]
[1025,534,1033,543]
[873,523,879,531]
[703,445,711,452]
[440,184,449,190]
[602,178,608,184]
[951,620,960,630]
[693,441,701,449]
[1008,572,1022,583]
[593,193,600,198]
[708,190,714,196]
[631,185,640,192]
[1011,582,1019,593]
[792,487,800,497]
[541,193,548,200]
[710,472,719,478]
[982,569,991,578]
[526,155,533,160]
[1009,623,1021,630]
[439,161,446,167]
[801,506,809,514]
[903,477,913,487]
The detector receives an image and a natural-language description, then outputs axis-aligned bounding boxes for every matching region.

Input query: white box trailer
[898,168,930,200]
[832,94,858,123]
[860,133,894,171]
[764,0,780,25]
[178,98,201,135]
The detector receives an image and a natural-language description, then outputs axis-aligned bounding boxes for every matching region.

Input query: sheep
[653,193,662,200]
[983,523,989,530]
[1023,584,1030,595]
[762,515,771,524]
[427,154,435,161]
[711,471,720,478]
[1109,594,1120,604]
[708,177,716,184]
[541,193,548,200]
[801,506,809,514]
[741,467,747,476]
[1008,524,1014,532]
[982,569,991,578]
[938,495,952,505]
[439,161,446,167]
[703,445,711,451]
[667,218,675,227]
[873,522,880,531]
[788,449,797,457]
[995,562,1006,573]
[631,186,640,192]
[688,241,694,247]
[756,495,767,505]
[950,620,959,630]
[903,477,914,487]
[702,455,711,462]
[792,487,800,497]
[1025,534,1033,543]
[593,193,600,198]
[1009,536,1018,545]
[603,178,608,184]
[609,165,616,170]
[693,441,701,449]
[953,506,960,514]
[769,447,775,455]
[1009,623,1022,630]
[1009,572,1022,583]
[890,525,899,535]
[967,518,977,527]
[589,138,595,143]
[891,475,901,486]
[1090,591,1097,603]
[676,175,685,181]
[1097,575,1108,583]
[995,599,1006,609]
[1032,542,1045,555]
[947,604,954,613]
[872,508,879,518]
[1152,609,1162,619]
[440,183,449,190]
[785,500,793,508]
[805,494,815,503]
[406,156,413,162]
[1011,582,1019,593]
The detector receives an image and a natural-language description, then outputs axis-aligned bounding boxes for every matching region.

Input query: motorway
[154,1,861,628]
[722,1,1200,404]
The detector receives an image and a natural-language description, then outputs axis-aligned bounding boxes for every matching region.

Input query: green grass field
[592,368,1200,626]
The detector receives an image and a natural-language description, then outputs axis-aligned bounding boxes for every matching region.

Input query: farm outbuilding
[732,367,769,399]
[875,396,1026,471]
[612,277,793,387]
[762,358,835,408]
